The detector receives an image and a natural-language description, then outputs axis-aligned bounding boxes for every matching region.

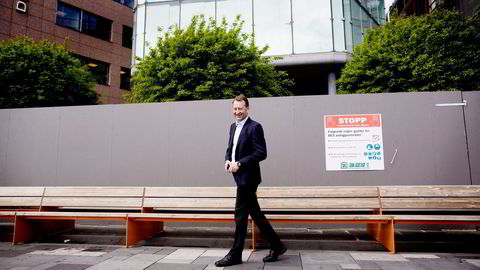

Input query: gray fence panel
[0,110,10,186]
[255,92,470,186]
[56,105,114,185]
[464,92,480,185]
[110,103,170,186]
[163,99,231,186]
[0,91,476,186]
[4,108,60,186]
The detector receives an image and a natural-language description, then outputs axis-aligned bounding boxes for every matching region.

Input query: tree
[337,10,480,94]
[0,37,98,108]
[127,16,293,103]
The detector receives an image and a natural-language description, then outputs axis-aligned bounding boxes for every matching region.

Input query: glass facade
[133,0,384,61]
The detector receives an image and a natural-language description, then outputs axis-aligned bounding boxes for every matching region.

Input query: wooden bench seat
[3,185,479,253]
[375,185,480,253]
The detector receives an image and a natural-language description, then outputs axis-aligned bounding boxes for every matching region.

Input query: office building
[389,0,480,17]
[133,0,385,95]
[0,0,134,103]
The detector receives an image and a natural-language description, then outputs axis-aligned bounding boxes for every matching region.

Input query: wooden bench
[124,186,393,251]
[0,187,45,219]
[377,185,480,253]
[4,185,479,253]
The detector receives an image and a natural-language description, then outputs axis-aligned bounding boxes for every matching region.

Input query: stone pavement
[1,242,480,270]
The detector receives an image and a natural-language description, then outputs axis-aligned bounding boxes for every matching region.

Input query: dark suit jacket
[225,118,267,188]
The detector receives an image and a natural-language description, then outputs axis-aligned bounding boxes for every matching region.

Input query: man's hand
[225,161,231,172]
[229,162,239,173]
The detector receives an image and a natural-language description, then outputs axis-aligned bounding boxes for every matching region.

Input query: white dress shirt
[232,116,249,162]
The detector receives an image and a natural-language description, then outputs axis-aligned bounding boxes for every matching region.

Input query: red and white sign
[324,114,384,171]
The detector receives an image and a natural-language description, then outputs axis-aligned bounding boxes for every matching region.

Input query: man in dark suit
[215,95,286,267]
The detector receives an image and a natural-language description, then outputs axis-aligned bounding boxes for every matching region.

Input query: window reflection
[216,0,253,35]
[180,0,215,28]
[145,0,179,54]
[332,0,346,51]
[292,0,332,54]
[254,0,292,56]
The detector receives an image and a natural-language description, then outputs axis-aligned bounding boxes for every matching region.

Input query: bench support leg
[367,220,396,254]
[126,219,163,247]
[13,217,75,245]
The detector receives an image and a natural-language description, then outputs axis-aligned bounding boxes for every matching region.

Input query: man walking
[215,95,286,267]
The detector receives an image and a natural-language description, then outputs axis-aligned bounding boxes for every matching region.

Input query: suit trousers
[229,186,282,257]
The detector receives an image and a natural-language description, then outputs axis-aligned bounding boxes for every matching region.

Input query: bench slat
[380,185,480,197]
[382,198,480,209]
[143,198,380,209]
[258,186,379,198]
[15,211,128,218]
[392,215,480,221]
[145,187,236,197]
[44,187,144,197]
[0,197,42,207]
[0,187,45,196]
[42,197,143,208]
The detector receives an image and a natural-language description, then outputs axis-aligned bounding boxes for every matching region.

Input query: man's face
[232,100,249,121]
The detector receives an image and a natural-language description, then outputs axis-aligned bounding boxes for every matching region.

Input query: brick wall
[0,0,133,104]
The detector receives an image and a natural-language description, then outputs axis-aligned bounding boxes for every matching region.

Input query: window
[113,0,134,8]
[75,54,110,86]
[57,2,112,42]
[82,11,112,41]
[120,67,132,90]
[56,2,81,31]
[122,25,133,49]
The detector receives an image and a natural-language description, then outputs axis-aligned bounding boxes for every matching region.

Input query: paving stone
[247,249,270,262]
[340,263,361,269]
[401,254,440,259]
[263,255,301,267]
[84,256,130,270]
[138,247,166,254]
[145,263,208,270]
[464,259,480,268]
[226,262,264,270]
[302,264,343,270]
[199,248,230,257]
[117,254,165,269]
[374,261,426,270]
[414,259,480,270]
[29,248,86,256]
[193,255,224,265]
[158,248,205,264]
[44,264,91,270]
[350,252,409,262]
[108,247,146,256]
[264,266,302,270]
[203,264,222,270]
[356,261,381,269]
[0,254,62,267]
[51,255,112,265]
[301,251,355,264]
[153,248,177,255]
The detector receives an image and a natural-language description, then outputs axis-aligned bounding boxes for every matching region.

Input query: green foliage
[0,36,98,108]
[127,16,293,103]
[337,10,480,94]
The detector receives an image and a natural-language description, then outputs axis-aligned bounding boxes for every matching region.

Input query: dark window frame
[74,54,111,86]
[122,25,133,49]
[120,67,132,91]
[113,0,134,9]
[56,1,112,42]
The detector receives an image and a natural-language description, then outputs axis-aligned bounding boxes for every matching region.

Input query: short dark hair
[233,95,249,108]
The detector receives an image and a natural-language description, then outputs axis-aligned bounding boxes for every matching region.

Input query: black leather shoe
[215,254,242,267]
[263,245,287,262]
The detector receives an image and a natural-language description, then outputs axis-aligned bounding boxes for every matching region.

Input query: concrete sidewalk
[1,242,480,270]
